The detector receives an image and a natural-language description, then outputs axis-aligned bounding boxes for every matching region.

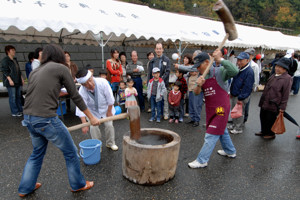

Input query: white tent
[0,0,300,51]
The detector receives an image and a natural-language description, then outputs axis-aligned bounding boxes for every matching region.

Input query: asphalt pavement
[0,92,300,200]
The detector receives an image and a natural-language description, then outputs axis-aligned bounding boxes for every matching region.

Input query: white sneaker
[188,160,208,168]
[227,124,234,130]
[230,129,243,134]
[107,144,118,151]
[217,150,236,158]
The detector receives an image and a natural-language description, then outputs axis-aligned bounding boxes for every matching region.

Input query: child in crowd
[117,81,126,113]
[168,81,182,123]
[86,64,94,74]
[99,68,113,89]
[125,78,138,108]
[187,70,203,127]
[147,67,166,123]
[175,69,187,122]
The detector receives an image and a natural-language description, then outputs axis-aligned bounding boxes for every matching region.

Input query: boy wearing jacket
[147,67,167,123]
[168,81,182,123]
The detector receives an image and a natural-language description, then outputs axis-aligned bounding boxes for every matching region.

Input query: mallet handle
[202,33,229,78]
[68,113,129,132]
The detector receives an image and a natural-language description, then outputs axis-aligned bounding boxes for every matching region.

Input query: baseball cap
[152,67,160,73]
[285,49,294,58]
[192,52,210,69]
[245,48,255,55]
[237,52,250,60]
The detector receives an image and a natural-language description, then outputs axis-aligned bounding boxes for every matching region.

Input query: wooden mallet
[68,106,141,140]
[202,0,238,78]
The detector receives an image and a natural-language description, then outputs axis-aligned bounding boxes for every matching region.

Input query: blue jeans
[18,115,86,194]
[133,77,145,111]
[292,76,300,95]
[179,98,184,120]
[150,95,162,120]
[7,86,23,115]
[189,91,203,122]
[111,82,119,93]
[196,128,236,164]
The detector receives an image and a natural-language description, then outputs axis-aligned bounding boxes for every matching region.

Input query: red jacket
[106,59,123,83]
[168,89,181,107]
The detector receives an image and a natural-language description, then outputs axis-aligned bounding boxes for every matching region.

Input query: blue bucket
[79,139,102,165]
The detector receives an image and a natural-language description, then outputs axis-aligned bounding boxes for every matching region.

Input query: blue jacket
[230,63,254,101]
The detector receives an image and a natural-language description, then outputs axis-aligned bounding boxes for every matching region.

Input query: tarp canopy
[0,0,299,51]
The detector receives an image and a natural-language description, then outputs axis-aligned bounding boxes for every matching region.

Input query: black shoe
[185,120,195,124]
[192,122,199,127]
[255,132,263,136]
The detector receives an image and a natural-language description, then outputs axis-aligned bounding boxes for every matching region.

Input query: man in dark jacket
[1,45,24,116]
[229,52,254,134]
[147,43,171,119]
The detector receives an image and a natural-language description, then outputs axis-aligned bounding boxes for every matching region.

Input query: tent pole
[100,31,105,69]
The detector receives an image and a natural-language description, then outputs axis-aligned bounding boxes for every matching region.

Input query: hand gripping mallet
[202,0,238,78]
[67,106,141,140]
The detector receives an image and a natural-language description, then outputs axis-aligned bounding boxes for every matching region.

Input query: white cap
[152,67,160,73]
[285,49,294,58]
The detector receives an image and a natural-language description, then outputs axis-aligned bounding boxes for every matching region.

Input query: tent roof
[0,0,299,50]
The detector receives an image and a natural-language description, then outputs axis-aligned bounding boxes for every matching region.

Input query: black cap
[275,57,291,70]
[192,52,210,69]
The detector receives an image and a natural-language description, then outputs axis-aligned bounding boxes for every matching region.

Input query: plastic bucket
[79,139,102,165]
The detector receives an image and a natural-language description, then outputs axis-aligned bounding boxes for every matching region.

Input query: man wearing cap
[228,52,254,134]
[285,49,298,77]
[75,69,118,151]
[243,48,260,123]
[257,57,292,139]
[188,50,239,168]
[245,48,260,91]
[126,50,145,111]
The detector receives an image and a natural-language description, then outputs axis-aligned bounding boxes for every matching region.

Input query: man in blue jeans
[188,50,238,168]
[18,44,100,197]
[1,45,24,117]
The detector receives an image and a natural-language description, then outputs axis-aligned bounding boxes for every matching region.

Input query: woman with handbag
[257,57,292,139]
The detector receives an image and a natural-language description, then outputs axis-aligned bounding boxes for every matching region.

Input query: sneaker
[227,124,234,130]
[192,121,199,127]
[185,120,195,124]
[147,108,151,113]
[179,118,183,123]
[290,92,294,96]
[169,119,174,123]
[156,119,161,123]
[175,119,179,124]
[184,113,189,117]
[164,116,169,120]
[217,150,236,158]
[106,144,118,151]
[188,160,208,168]
[149,118,154,122]
[230,129,243,134]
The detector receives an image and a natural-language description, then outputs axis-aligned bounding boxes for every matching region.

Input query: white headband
[76,70,92,84]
